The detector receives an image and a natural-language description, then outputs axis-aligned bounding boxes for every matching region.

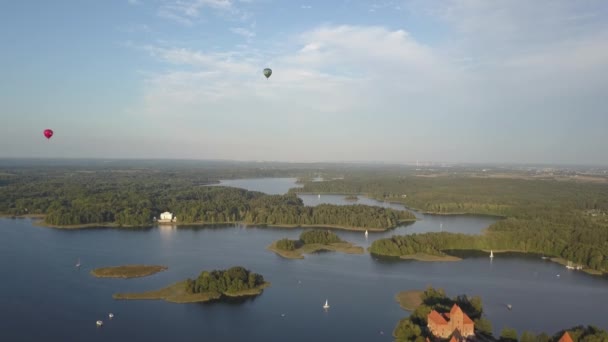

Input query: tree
[394,319,422,341]
[520,331,537,342]
[475,318,493,337]
[500,327,518,342]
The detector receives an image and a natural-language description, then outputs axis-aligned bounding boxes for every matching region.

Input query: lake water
[1,178,607,341]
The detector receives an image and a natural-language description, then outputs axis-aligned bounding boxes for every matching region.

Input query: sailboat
[323,299,330,310]
[364,230,368,238]
[75,258,81,268]
[318,194,321,199]
[490,250,494,259]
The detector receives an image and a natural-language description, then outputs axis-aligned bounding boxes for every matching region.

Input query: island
[113,266,269,303]
[393,286,608,342]
[91,265,168,278]
[267,230,364,259]
[344,195,359,201]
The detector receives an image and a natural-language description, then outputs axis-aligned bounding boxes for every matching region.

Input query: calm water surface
[0,178,606,341]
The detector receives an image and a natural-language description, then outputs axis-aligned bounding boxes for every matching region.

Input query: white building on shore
[157,211,177,224]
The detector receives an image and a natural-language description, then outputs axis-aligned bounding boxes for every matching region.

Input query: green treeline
[244,195,414,228]
[294,177,608,272]
[184,266,265,294]
[394,287,608,342]
[0,170,414,229]
[276,230,342,251]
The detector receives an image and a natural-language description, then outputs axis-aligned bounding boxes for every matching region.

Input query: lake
[1,178,606,341]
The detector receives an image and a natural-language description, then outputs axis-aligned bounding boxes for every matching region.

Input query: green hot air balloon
[263,68,272,79]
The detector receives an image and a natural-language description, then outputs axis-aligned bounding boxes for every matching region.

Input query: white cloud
[301,5,311,9]
[230,27,255,39]
[126,1,608,163]
[158,0,234,25]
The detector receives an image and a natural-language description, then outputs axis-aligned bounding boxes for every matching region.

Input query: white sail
[365,230,368,237]
[323,300,330,309]
[490,250,494,258]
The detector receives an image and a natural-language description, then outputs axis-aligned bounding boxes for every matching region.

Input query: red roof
[448,304,475,324]
[450,337,458,342]
[428,310,448,325]
[559,332,574,342]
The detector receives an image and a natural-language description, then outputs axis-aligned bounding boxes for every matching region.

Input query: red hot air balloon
[43,129,54,140]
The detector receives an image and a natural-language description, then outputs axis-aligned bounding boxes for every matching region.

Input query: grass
[395,290,424,311]
[91,265,168,278]
[267,241,364,259]
[113,281,270,303]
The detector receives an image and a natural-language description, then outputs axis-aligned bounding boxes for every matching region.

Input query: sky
[1,0,607,165]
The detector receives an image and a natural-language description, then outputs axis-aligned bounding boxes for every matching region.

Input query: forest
[0,168,414,229]
[184,266,266,294]
[275,230,342,251]
[394,286,608,342]
[294,177,608,273]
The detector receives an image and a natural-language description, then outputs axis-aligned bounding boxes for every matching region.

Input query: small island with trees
[113,266,269,303]
[91,265,168,279]
[393,286,608,342]
[268,230,364,259]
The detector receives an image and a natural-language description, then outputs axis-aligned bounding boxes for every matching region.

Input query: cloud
[126,1,608,163]
[157,0,235,25]
[301,5,311,9]
[128,0,141,4]
[230,27,255,39]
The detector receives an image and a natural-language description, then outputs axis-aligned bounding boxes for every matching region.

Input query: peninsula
[113,266,269,304]
[395,290,424,311]
[91,265,167,279]
[268,230,364,259]
[294,175,608,275]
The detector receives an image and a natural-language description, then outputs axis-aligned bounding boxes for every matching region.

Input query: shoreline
[113,281,271,304]
[395,290,424,311]
[267,240,364,259]
[91,265,168,279]
[6,215,402,232]
[399,253,462,262]
[291,192,506,219]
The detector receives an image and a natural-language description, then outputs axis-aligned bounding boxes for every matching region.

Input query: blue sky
[1,0,607,165]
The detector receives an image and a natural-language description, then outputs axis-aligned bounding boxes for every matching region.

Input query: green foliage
[520,331,537,342]
[394,318,421,342]
[275,238,298,251]
[275,230,343,251]
[189,267,265,294]
[500,327,518,342]
[297,176,608,272]
[475,318,493,336]
[0,170,414,230]
[299,230,341,244]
